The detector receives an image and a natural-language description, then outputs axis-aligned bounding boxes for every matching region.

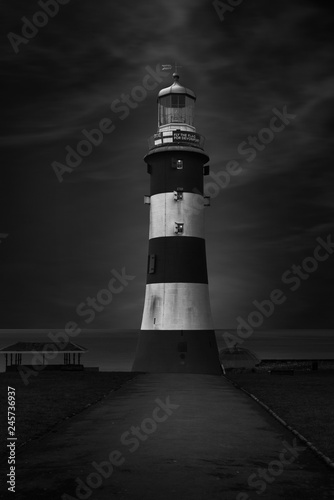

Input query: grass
[0,370,137,461]
[2,368,333,465]
[227,370,334,461]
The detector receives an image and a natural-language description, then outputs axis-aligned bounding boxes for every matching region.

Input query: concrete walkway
[9,374,334,499]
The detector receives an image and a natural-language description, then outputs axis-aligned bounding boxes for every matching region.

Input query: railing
[148,130,205,150]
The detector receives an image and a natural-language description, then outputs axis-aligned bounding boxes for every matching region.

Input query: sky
[1,0,334,332]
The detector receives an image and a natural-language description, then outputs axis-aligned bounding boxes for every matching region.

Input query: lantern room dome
[158,73,196,100]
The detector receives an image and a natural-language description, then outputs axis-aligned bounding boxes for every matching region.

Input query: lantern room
[157,73,196,132]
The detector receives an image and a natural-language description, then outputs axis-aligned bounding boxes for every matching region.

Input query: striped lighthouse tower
[132,72,222,375]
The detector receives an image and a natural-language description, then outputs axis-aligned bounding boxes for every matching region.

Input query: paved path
[8,374,334,499]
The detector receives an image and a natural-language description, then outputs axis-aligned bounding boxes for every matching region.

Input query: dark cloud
[1,0,333,330]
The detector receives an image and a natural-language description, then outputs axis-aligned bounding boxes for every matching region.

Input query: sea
[0,329,333,372]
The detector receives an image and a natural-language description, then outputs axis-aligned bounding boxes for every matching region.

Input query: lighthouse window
[148,254,156,274]
[174,222,184,234]
[173,187,183,201]
[171,158,183,169]
[171,95,186,108]
[178,341,187,352]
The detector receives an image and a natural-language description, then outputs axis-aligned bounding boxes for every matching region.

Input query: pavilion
[0,341,88,372]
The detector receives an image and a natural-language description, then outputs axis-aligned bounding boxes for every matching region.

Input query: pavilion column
[5,354,7,367]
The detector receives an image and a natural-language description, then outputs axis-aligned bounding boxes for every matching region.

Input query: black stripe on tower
[147,151,206,196]
[147,236,208,284]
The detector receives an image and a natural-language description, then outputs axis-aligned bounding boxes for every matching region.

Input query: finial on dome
[173,72,180,82]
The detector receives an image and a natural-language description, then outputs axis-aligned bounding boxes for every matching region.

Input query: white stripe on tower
[141,283,214,330]
[149,193,205,239]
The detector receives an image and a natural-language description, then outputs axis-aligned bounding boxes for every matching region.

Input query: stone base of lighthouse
[132,330,222,374]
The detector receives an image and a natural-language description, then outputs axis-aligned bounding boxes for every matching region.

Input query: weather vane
[161,62,183,74]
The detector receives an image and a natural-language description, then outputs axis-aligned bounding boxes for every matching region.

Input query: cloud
[2,0,333,329]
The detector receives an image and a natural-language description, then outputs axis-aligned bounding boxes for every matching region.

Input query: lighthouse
[132,72,222,375]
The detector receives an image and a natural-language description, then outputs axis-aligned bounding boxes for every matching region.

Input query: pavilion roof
[0,342,87,353]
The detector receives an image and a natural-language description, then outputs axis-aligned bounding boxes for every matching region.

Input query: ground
[227,370,334,460]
